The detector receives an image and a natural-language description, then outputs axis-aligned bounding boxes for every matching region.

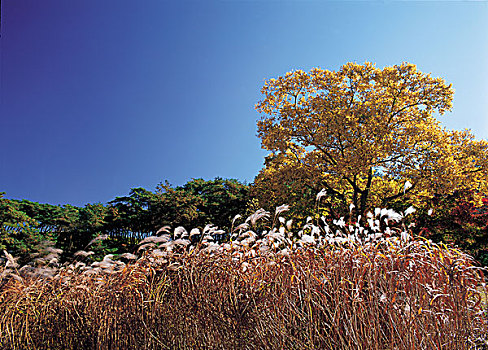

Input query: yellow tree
[255,62,488,216]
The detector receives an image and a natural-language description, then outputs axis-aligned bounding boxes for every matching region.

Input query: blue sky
[1,0,487,206]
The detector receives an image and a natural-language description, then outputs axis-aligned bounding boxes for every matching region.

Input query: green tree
[108,188,158,238]
[0,194,51,261]
[154,178,249,231]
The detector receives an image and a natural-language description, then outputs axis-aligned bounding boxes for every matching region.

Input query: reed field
[1,206,487,350]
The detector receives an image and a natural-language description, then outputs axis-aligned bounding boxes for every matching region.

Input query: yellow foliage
[255,62,488,215]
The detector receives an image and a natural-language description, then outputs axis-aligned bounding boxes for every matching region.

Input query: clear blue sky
[1,0,487,206]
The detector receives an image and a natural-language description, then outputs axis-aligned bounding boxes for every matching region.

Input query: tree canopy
[154,178,249,230]
[255,62,488,217]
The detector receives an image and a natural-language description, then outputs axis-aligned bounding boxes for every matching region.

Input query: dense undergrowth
[1,205,487,349]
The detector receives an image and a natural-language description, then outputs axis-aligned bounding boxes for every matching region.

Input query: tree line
[2,180,487,265]
[0,178,249,262]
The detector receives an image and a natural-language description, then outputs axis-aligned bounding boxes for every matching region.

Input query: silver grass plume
[245,208,271,228]
[87,234,109,247]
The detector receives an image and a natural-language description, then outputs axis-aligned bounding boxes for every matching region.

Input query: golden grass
[1,236,487,349]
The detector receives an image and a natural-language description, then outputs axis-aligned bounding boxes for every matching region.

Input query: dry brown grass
[0,235,487,350]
